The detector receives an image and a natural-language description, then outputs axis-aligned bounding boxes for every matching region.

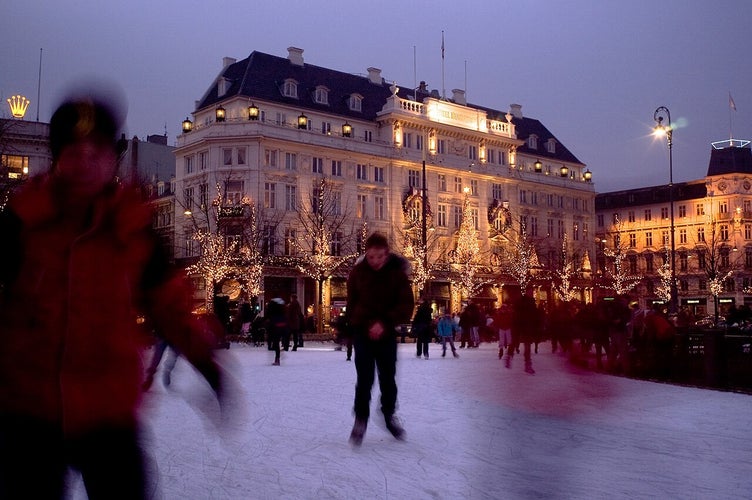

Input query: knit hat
[49,92,126,161]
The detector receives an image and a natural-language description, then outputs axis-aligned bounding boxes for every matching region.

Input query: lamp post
[654,106,677,314]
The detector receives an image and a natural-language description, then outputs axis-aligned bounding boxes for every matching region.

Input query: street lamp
[653,105,677,314]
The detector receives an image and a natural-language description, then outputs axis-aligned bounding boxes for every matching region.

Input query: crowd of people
[403,294,680,380]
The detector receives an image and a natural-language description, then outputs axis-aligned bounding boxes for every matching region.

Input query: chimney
[287,47,304,66]
[222,57,236,68]
[509,103,523,119]
[451,89,466,105]
[367,67,382,84]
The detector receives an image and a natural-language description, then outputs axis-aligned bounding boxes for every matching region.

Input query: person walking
[345,233,414,446]
[265,298,288,365]
[494,304,513,360]
[286,293,305,351]
[437,312,460,358]
[412,300,433,359]
[508,292,539,374]
[0,93,228,499]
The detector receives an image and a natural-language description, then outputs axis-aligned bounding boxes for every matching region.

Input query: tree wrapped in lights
[503,222,540,294]
[655,247,674,303]
[694,217,738,325]
[288,177,356,334]
[551,234,579,302]
[448,188,492,300]
[186,229,237,312]
[602,215,642,295]
[399,191,437,297]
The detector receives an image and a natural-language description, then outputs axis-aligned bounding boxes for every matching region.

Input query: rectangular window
[183,186,194,210]
[438,174,447,192]
[470,179,478,196]
[680,252,688,272]
[356,163,368,181]
[264,182,276,209]
[223,148,233,166]
[628,211,635,223]
[312,157,323,174]
[284,229,297,256]
[416,135,424,151]
[557,220,565,239]
[746,224,752,240]
[184,156,194,175]
[321,122,332,135]
[237,148,246,165]
[572,222,579,241]
[357,194,367,218]
[629,233,637,248]
[224,180,244,205]
[678,205,686,217]
[487,148,496,164]
[454,177,463,193]
[331,232,343,256]
[374,196,385,220]
[662,231,669,245]
[721,224,729,241]
[285,185,296,211]
[199,151,208,170]
[261,224,276,255]
[437,139,446,154]
[285,152,297,170]
[468,145,477,161]
[679,228,687,244]
[265,149,278,167]
[492,183,503,200]
[644,209,652,221]
[719,201,728,214]
[363,130,372,142]
[408,169,420,188]
[698,227,705,242]
[519,190,527,204]
[437,204,447,227]
[547,219,554,237]
[374,166,384,183]
[199,183,208,209]
[403,133,412,148]
[597,214,604,227]
[645,231,653,247]
[531,217,539,237]
[696,203,705,216]
[661,207,669,219]
[331,160,342,176]
[452,206,462,228]
[645,254,654,273]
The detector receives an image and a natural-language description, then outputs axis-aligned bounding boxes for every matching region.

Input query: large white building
[174,47,596,318]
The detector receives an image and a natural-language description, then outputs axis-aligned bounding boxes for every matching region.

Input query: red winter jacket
[0,175,220,437]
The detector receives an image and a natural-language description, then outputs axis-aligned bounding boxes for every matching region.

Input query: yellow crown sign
[7,95,30,119]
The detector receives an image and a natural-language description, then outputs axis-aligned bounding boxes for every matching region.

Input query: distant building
[595,139,752,319]
[0,118,50,207]
[175,47,596,317]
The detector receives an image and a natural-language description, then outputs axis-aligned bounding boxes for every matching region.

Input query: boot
[385,415,405,441]
[349,418,367,446]
[504,355,511,369]
[498,348,503,359]
[272,357,280,366]
[525,362,535,374]
[452,350,459,358]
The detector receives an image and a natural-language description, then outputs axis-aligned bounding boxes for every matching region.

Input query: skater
[265,298,287,365]
[412,300,433,359]
[437,312,460,358]
[346,233,414,446]
[286,293,305,351]
[0,92,228,499]
[494,303,513,360]
[142,337,178,390]
[507,292,539,374]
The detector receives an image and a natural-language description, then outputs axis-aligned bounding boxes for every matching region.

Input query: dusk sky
[2,0,750,193]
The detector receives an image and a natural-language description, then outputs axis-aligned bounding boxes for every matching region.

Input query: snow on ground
[69,341,752,499]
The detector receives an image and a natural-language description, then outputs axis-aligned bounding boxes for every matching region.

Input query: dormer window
[349,94,363,112]
[546,138,556,154]
[282,79,298,98]
[528,134,538,149]
[314,86,329,105]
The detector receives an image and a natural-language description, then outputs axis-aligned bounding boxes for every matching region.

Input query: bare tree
[602,215,642,295]
[289,177,357,334]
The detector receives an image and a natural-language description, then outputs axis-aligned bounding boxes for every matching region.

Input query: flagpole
[729,92,736,140]
[441,31,445,100]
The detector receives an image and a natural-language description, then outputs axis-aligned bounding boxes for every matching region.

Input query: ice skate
[349,418,367,446]
[385,415,405,441]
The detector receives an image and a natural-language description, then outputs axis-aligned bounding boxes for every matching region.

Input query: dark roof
[595,181,707,210]
[197,50,583,165]
[706,144,752,176]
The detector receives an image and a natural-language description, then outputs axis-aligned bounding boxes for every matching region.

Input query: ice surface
[68,342,752,499]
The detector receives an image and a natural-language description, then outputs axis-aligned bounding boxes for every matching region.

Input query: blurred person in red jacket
[0,90,228,499]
